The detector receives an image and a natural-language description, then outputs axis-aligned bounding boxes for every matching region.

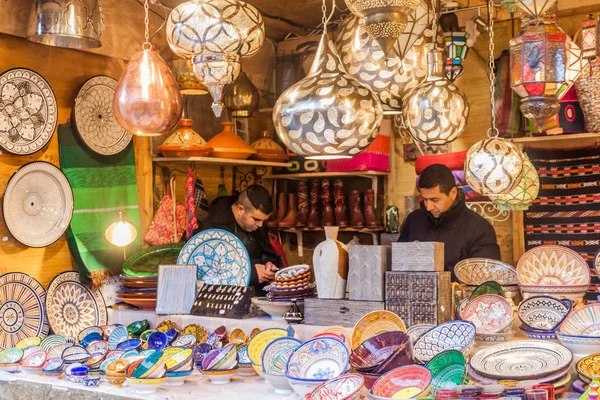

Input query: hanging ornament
[581,14,598,61]
[113,0,182,136]
[166,0,265,117]
[223,71,260,118]
[516,0,557,19]
[344,0,423,57]
[492,153,539,210]
[465,0,525,196]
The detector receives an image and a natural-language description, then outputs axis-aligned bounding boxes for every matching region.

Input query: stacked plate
[265,265,316,302]
[117,276,157,310]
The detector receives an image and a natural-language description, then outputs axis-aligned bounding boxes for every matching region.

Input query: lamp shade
[223,71,260,117]
[193,53,241,117]
[493,153,539,210]
[105,212,137,247]
[168,58,208,95]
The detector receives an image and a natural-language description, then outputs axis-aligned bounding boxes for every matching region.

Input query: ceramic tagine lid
[156,118,212,157]
[206,121,256,160]
[250,130,289,162]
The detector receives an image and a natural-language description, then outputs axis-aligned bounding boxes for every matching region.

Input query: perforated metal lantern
[493,153,539,210]
[223,71,260,118]
[273,33,384,159]
[192,53,241,117]
[510,21,567,128]
[443,31,470,82]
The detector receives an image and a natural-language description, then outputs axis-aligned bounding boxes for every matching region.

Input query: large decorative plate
[177,228,251,286]
[517,245,591,285]
[352,310,406,350]
[123,243,184,277]
[0,68,57,155]
[0,272,49,348]
[454,258,518,286]
[469,340,573,380]
[462,294,513,334]
[413,321,476,364]
[2,161,73,247]
[73,76,132,155]
[46,271,107,338]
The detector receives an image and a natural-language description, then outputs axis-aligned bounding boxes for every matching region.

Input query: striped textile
[58,124,141,286]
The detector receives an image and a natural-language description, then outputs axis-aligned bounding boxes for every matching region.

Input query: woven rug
[59,124,141,286]
[524,146,600,272]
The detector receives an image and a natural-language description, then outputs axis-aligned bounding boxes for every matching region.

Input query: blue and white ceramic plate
[177,229,251,286]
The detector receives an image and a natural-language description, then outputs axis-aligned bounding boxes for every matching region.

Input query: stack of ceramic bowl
[369,365,432,399]
[125,350,167,393]
[284,337,350,397]
[40,334,72,361]
[306,373,368,400]
[576,353,600,384]
[412,321,476,364]
[105,359,128,387]
[118,276,158,310]
[264,264,316,303]
[557,303,600,358]
[517,245,591,301]
[424,350,467,395]
[461,293,515,343]
[62,345,91,365]
[66,363,89,383]
[261,337,302,394]
[454,258,519,301]
[518,295,572,340]
[164,348,193,386]
[200,343,239,384]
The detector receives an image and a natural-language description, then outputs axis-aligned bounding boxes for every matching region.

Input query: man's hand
[256,264,276,283]
[265,262,279,273]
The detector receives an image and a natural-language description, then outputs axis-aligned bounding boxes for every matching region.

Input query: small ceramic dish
[165,328,179,344]
[82,376,101,387]
[147,331,168,350]
[202,344,236,371]
[264,372,294,394]
[576,353,600,382]
[39,335,67,351]
[166,348,193,372]
[275,264,310,280]
[78,326,103,343]
[106,374,126,387]
[518,295,572,331]
[193,343,212,364]
[117,338,142,352]
[42,358,64,375]
[126,376,166,393]
[307,373,366,400]
[86,340,109,357]
[47,343,70,359]
[371,365,432,399]
[139,329,156,342]
[201,367,238,384]
[164,369,193,386]
[100,324,122,339]
[469,281,505,300]
[85,353,106,369]
[133,350,166,379]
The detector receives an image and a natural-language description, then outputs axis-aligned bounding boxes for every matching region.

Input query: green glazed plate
[425,349,466,394]
[123,243,184,277]
[470,281,505,300]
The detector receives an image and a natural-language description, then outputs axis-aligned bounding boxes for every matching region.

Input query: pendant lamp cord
[487,0,499,137]
[321,0,336,35]
[143,0,152,50]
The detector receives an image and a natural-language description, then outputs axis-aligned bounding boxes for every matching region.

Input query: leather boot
[307,179,321,228]
[364,189,379,227]
[295,181,309,227]
[321,179,334,227]
[333,179,348,227]
[278,193,297,228]
[266,192,287,228]
[349,190,364,228]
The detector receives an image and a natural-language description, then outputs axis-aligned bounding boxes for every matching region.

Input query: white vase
[313,227,349,299]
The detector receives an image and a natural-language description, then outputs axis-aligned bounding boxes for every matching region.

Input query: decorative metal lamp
[166,0,265,117]
[113,0,182,136]
[27,0,104,49]
[516,0,557,19]
[581,14,597,61]
[443,31,470,81]
[509,20,567,128]
[168,58,208,96]
[344,0,423,57]
[493,153,539,211]
[223,71,260,118]
[105,212,137,260]
[273,2,383,160]
[396,2,432,62]
[557,39,588,100]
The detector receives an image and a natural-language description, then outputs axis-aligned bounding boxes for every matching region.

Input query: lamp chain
[487,0,499,137]
[431,0,438,50]
[143,0,152,50]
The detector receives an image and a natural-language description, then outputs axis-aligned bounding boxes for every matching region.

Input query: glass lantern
[443,31,470,82]
[516,0,557,19]
[581,14,597,60]
[493,153,539,210]
[192,53,241,117]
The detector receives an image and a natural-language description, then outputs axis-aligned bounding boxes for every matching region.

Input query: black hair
[418,164,456,195]
[239,184,273,215]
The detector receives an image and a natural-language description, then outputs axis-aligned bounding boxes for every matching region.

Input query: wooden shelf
[152,156,292,168]
[512,132,600,143]
[264,171,389,179]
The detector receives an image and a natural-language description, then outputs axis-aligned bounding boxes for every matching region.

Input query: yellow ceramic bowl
[16,337,42,349]
[247,328,288,365]
[165,349,192,371]
[252,363,262,375]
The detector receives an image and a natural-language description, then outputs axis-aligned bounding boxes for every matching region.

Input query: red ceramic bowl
[372,365,432,398]
[350,331,411,373]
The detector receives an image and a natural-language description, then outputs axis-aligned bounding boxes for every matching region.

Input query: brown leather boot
[364,189,379,227]
[266,192,287,228]
[349,190,364,228]
[333,179,348,227]
[295,181,309,227]
[307,179,321,228]
[321,179,334,227]
[278,193,297,228]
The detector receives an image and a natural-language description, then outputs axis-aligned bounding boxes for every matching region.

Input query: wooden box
[391,242,444,272]
[156,265,197,315]
[348,245,391,301]
[303,298,385,327]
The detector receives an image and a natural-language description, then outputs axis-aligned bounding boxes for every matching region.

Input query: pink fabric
[326,134,390,172]
[415,150,468,175]
[185,166,198,239]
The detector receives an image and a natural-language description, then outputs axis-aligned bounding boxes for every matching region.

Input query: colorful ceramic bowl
[86,340,109,357]
[0,347,24,364]
[201,367,238,384]
[80,332,103,348]
[475,330,515,343]
[520,284,589,302]
[264,372,294,394]
[164,369,193,386]
[137,350,167,379]
[519,325,557,340]
[165,328,179,344]
[517,245,591,285]
[42,358,64,375]
[251,297,293,321]
[576,353,600,382]
[352,311,407,350]
[106,359,129,375]
[372,365,432,399]
[202,343,236,371]
[172,333,197,348]
[101,324,122,339]
[78,326,103,343]
[469,281,505,300]
[518,295,572,331]
[140,329,156,342]
[82,376,101,386]
[407,324,435,346]
[117,338,142,352]
[454,258,518,286]
[559,303,600,336]
[425,350,466,394]
[261,336,302,375]
[107,326,128,351]
[193,342,212,364]
[556,332,600,355]
[286,337,349,380]
[307,373,366,400]
[85,353,105,369]
[126,376,166,393]
[148,331,168,350]
[287,376,326,397]
[462,294,513,334]
[413,321,476,364]
[16,336,42,349]
[350,331,411,374]
[127,320,150,337]
[166,349,193,372]
[247,328,289,365]
[40,334,67,351]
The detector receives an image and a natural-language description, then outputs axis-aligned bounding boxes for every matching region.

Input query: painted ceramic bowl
[455,258,518,286]
[307,373,367,400]
[78,326,103,343]
[127,320,150,337]
[106,359,129,376]
[237,344,251,365]
[0,347,24,364]
[517,245,591,286]
[85,353,105,369]
[106,373,126,387]
[40,335,67,351]
[108,325,128,349]
[287,376,326,397]
[99,356,119,375]
[202,343,237,371]
[201,367,238,384]
[164,369,193,386]
[576,353,600,382]
[475,330,515,344]
[82,376,101,387]
[166,349,193,372]
[101,324,122,339]
[275,264,310,280]
[559,303,600,336]
[62,345,91,364]
[147,331,168,350]
[193,342,212,364]
[140,329,156,342]
[556,332,600,355]
[117,338,142,352]
[286,337,350,380]
[86,340,109,357]
[172,333,197,348]
[41,358,64,375]
[251,297,293,321]
[165,328,179,344]
[247,328,289,365]
[359,371,382,390]
[21,349,47,368]
[126,376,166,393]
[425,350,466,394]
[80,332,103,348]
[352,311,407,350]
[407,324,435,346]
[23,346,43,358]
[462,294,513,334]
[413,321,476,363]
[132,350,166,379]
[351,331,412,374]
[16,337,42,349]
[0,363,20,373]
[371,365,432,399]
[518,295,572,331]
[520,284,589,302]
[264,372,294,394]
[519,325,557,340]
[261,336,302,375]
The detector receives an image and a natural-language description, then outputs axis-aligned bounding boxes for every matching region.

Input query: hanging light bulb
[166,0,265,117]
[273,0,383,160]
[113,1,182,136]
[493,153,539,210]
[465,0,524,196]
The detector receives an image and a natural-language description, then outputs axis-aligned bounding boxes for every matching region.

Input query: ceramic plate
[413,321,476,364]
[425,350,466,394]
[517,295,571,331]
[559,303,600,336]
[247,328,289,365]
[352,310,406,350]
[517,245,591,285]
[470,340,573,380]
[275,265,310,280]
[46,271,107,338]
[73,75,132,156]
[462,294,513,334]
[576,353,600,381]
[0,68,57,155]
[177,228,251,286]
[3,161,73,247]
[454,258,518,286]
[123,243,184,277]
[0,272,49,348]
[286,337,350,380]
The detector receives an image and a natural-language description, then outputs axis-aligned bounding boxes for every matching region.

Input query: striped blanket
[58,124,141,286]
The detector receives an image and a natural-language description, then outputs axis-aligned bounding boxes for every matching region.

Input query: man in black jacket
[199,185,280,295]
[399,164,501,279]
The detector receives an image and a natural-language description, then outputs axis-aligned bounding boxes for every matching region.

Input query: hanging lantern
[443,31,470,81]
[166,0,265,117]
[510,21,567,128]
[168,58,208,96]
[273,34,384,159]
[516,0,557,19]
[402,49,469,145]
[581,14,597,61]
[344,0,423,57]
[557,39,588,100]
[502,0,519,14]
[396,2,433,61]
[493,153,539,210]
[223,71,260,118]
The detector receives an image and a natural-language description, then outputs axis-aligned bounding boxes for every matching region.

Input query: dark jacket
[398,189,501,279]
[199,195,281,295]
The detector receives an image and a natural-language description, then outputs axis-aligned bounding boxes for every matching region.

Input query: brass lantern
[223,71,260,118]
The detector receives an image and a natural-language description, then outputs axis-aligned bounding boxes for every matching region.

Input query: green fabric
[59,124,141,285]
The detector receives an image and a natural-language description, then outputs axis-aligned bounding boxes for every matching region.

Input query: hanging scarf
[185,165,199,239]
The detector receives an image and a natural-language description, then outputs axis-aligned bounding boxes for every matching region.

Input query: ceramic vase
[313,226,349,299]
